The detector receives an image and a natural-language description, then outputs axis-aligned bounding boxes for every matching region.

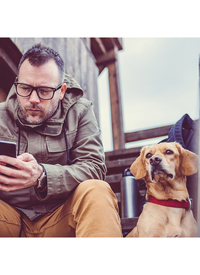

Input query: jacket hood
[6,74,84,136]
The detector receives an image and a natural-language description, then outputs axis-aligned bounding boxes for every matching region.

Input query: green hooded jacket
[0,74,107,220]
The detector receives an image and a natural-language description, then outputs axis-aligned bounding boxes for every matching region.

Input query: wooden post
[107,48,125,150]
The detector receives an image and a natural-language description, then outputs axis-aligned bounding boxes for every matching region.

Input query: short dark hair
[18,44,65,82]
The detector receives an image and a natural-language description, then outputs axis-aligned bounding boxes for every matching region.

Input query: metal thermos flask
[121,168,140,218]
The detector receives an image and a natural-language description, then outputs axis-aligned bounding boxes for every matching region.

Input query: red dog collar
[148,196,192,209]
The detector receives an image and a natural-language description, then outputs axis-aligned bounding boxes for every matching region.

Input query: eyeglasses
[14,82,62,100]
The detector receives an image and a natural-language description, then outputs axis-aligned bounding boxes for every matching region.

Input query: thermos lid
[123,168,134,177]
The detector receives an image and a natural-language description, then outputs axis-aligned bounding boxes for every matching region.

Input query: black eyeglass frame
[14,82,63,100]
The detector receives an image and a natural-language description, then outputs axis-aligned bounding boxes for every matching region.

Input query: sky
[98,38,200,152]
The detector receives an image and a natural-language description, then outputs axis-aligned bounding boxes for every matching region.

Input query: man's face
[16,59,66,125]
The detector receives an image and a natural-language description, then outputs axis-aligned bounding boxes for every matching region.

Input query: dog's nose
[150,156,162,166]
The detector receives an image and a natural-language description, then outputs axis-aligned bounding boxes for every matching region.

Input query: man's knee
[79,179,110,189]
[73,179,118,209]
[76,179,114,198]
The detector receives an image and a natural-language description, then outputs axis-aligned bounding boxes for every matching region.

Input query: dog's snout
[150,156,162,166]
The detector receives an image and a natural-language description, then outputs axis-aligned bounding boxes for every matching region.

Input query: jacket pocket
[46,130,77,165]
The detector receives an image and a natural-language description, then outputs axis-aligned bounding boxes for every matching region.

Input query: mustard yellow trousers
[0,180,122,237]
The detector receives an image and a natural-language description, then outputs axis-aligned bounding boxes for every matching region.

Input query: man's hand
[0,153,43,192]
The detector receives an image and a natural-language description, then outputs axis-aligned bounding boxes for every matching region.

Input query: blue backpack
[167,113,199,154]
[164,113,199,219]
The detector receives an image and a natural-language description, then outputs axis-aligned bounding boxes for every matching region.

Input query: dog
[127,142,198,237]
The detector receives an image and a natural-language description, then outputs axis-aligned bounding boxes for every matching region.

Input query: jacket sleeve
[35,101,107,201]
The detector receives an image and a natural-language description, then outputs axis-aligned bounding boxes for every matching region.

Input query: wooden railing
[125,124,173,144]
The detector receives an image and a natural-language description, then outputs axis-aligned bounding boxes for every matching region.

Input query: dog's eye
[165,150,174,155]
[146,153,152,158]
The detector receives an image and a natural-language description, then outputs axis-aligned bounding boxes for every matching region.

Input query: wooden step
[106,174,122,193]
[105,146,142,162]
[121,218,138,232]
[106,157,135,176]
[105,147,142,192]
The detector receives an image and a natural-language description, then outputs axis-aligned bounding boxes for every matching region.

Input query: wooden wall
[10,38,100,123]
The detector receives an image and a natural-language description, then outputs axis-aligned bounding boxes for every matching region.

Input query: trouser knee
[75,179,113,194]
[68,179,122,237]
[73,179,119,211]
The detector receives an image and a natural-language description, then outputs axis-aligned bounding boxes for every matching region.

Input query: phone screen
[0,141,17,158]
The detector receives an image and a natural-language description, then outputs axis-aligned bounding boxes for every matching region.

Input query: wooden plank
[80,38,88,92]
[96,49,117,66]
[106,157,135,170]
[65,38,74,77]
[105,146,141,161]
[106,174,122,194]
[121,218,138,231]
[108,49,125,150]
[0,48,18,75]
[74,38,81,84]
[106,173,122,184]
[125,124,173,143]
[93,38,107,55]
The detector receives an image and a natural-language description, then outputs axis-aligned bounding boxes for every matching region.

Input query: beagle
[127,142,198,237]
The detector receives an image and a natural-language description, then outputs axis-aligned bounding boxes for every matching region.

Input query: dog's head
[130,142,198,182]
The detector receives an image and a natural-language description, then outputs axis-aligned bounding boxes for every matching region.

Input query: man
[0,44,122,237]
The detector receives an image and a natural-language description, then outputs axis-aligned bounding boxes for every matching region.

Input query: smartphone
[0,140,17,158]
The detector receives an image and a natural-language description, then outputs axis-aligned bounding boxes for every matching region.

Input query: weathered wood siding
[11,38,100,123]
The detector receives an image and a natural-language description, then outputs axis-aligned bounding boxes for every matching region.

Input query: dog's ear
[130,148,147,179]
[175,143,199,176]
